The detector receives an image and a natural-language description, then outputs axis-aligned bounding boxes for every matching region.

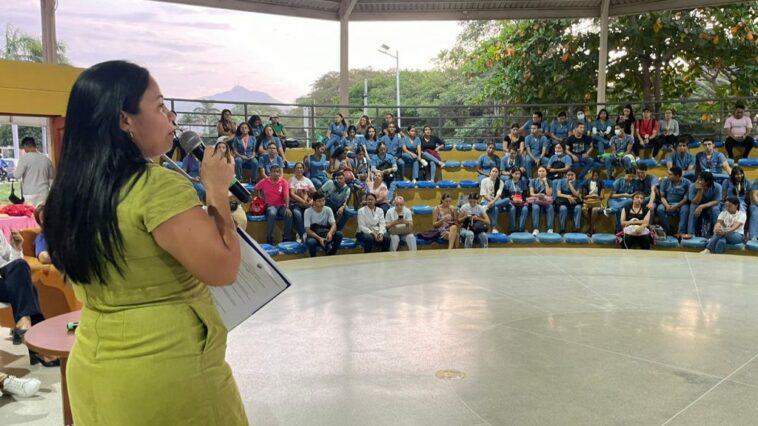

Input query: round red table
[23,310,81,426]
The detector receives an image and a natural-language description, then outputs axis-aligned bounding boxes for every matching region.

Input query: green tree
[1,25,69,63]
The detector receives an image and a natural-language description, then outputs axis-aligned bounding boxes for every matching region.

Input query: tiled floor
[3,248,758,425]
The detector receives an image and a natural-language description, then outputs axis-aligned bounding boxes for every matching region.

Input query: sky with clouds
[3,0,463,103]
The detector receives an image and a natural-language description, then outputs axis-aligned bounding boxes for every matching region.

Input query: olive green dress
[67,164,248,425]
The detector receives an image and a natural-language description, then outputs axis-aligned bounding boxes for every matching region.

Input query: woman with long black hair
[43,61,247,425]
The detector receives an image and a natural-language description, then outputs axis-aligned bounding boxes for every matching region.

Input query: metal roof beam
[339,0,359,18]
[152,0,338,21]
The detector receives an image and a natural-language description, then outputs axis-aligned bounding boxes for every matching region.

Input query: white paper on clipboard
[208,227,291,330]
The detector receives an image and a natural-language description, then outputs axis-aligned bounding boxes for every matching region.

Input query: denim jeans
[356,232,390,252]
[459,229,488,248]
[235,157,258,183]
[509,205,529,232]
[655,204,690,235]
[531,204,555,231]
[592,136,608,153]
[421,152,443,181]
[706,231,744,253]
[604,155,633,179]
[750,204,758,240]
[572,156,595,180]
[483,199,512,230]
[687,204,721,236]
[558,203,582,232]
[524,156,540,178]
[265,205,293,244]
[399,153,420,180]
[305,231,343,257]
[291,205,307,239]
[310,176,328,190]
[607,198,633,231]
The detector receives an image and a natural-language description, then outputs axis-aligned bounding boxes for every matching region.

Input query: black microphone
[178,131,252,203]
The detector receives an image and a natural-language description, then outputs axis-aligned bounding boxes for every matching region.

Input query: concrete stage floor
[3,248,758,425]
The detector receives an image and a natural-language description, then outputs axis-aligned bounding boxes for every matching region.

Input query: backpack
[249,197,266,216]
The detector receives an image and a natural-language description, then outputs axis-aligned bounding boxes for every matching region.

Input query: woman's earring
[129,131,134,139]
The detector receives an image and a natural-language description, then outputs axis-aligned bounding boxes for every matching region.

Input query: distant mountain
[171,85,286,115]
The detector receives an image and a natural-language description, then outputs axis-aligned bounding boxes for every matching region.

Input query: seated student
[635,164,658,209]
[556,170,583,233]
[520,111,549,137]
[546,143,573,180]
[371,142,398,187]
[633,107,659,157]
[656,166,691,237]
[289,162,317,243]
[270,114,286,139]
[477,143,501,179]
[380,122,404,174]
[343,125,360,158]
[702,196,746,254]
[325,113,347,156]
[591,108,613,153]
[605,168,639,232]
[381,113,396,136]
[722,166,750,212]
[364,126,380,156]
[259,142,285,179]
[256,125,286,162]
[305,142,330,189]
[565,122,594,179]
[573,108,594,139]
[356,114,371,137]
[750,179,758,241]
[683,171,723,239]
[694,138,731,183]
[369,172,391,214]
[232,124,258,183]
[247,114,264,139]
[669,140,696,180]
[255,165,293,245]
[604,124,635,179]
[329,147,351,175]
[479,167,510,233]
[653,109,679,158]
[217,109,236,138]
[356,193,390,253]
[503,123,525,153]
[386,196,417,251]
[547,111,572,153]
[432,193,460,249]
[723,102,754,160]
[500,146,527,180]
[529,165,555,236]
[304,192,343,257]
[458,193,490,249]
[620,191,652,250]
[505,168,530,232]
[419,125,446,181]
[319,171,352,231]
[400,126,422,183]
[582,169,605,235]
[525,123,549,177]
[0,371,41,398]
[350,150,371,208]
[33,205,52,265]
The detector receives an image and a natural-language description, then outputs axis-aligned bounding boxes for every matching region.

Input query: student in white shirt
[702,196,746,254]
[479,167,510,233]
[356,193,390,252]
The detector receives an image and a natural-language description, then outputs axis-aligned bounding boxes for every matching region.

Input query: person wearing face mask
[723,102,754,159]
[603,125,635,179]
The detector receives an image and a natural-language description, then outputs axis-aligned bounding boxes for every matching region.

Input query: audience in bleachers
[356,115,371,136]
[695,138,731,182]
[255,165,292,245]
[381,123,406,179]
[304,192,343,257]
[506,168,530,233]
[381,113,396,136]
[503,123,525,152]
[606,168,639,231]
[500,146,526,179]
[289,162,317,243]
[750,180,758,241]
[369,172,391,214]
[556,170,583,233]
[420,125,446,180]
[565,122,594,179]
[668,140,696,178]
[548,111,571,154]
[616,104,636,149]
[702,197,745,254]
[216,109,236,138]
[582,169,605,235]
[401,126,422,183]
[655,109,679,157]
[319,171,352,231]
[635,164,658,209]
[386,196,417,251]
[547,143,572,180]
[724,102,753,159]
[270,114,286,139]
[604,124,635,179]
[684,171,722,239]
[520,111,549,137]
[525,123,549,178]
[529,165,555,236]
[257,125,286,162]
[723,166,750,211]
[364,126,380,155]
[620,192,652,250]
[260,143,285,179]
[343,125,360,158]
[329,147,350,176]
[634,107,659,157]
[477,143,501,179]
[656,166,691,237]
[480,167,509,233]
[232,124,258,183]
[325,113,347,156]
[305,142,330,189]
[371,142,398,187]
[356,193,390,252]
[458,193,490,248]
[432,193,460,249]
[592,108,612,152]
[246,114,264,139]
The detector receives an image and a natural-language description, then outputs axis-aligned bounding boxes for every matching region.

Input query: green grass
[0,182,14,203]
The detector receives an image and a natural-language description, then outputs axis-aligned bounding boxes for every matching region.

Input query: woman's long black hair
[44,60,151,284]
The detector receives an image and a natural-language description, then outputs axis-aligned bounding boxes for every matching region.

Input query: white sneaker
[700,249,710,254]
[411,179,416,184]
[547,229,554,234]
[492,228,500,234]
[295,234,303,244]
[2,376,41,398]
[419,159,428,167]
[532,229,539,237]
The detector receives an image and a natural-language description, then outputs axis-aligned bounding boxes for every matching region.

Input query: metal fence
[167,96,757,148]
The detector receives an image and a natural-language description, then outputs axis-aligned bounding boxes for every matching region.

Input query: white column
[339,17,349,115]
[596,0,610,111]
[41,0,57,64]
[11,124,20,159]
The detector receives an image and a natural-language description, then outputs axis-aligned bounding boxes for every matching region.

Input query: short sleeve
[326,207,335,225]
[723,118,731,130]
[138,166,202,233]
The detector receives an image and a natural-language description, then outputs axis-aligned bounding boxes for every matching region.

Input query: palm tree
[2,25,68,64]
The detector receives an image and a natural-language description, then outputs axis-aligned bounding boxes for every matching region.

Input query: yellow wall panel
[0,60,82,116]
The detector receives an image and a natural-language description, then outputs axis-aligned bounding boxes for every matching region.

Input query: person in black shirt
[565,122,595,179]
[620,191,652,249]
[503,123,525,153]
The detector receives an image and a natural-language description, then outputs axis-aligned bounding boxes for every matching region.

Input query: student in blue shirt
[477,143,501,179]
[529,165,555,235]
[379,122,405,179]
[400,125,422,183]
[342,125,360,158]
[505,168,529,232]
[556,170,583,233]
[668,140,696,180]
[591,108,613,153]
[635,164,658,209]
[722,166,750,211]
[371,142,398,187]
[325,113,347,156]
[255,125,285,161]
[525,124,549,178]
[305,142,330,189]
[749,180,758,241]
[656,166,691,236]
[694,138,731,182]
[232,123,258,183]
[582,169,605,235]
[260,143,285,179]
[500,146,526,180]
[683,171,723,238]
[364,126,380,156]
[565,122,595,179]
[520,111,549,137]
[547,111,572,154]
[604,124,635,179]
[605,168,638,231]
[246,114,264,139]
[547,143,573,180]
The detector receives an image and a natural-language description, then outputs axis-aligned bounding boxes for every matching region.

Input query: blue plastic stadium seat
[459,180,479,189]
[414,237,435,246]
[714,140,725,148]
[445,160,462,168]
[538,233,563,244]
[340,238,358,250]
[738,158,758,167]
[510,232,536,244]
[474,143,488,151]
[655,236,679,248]
[727,158,735,167]
[246,214,266,222]
[243,183,255,192]
[564,233,590,244]
[344,208,358,217]
[592,233,617,245]
[754,140,758,147]
[411,205,434,215]
[457,143,473,151]
[746,241,758,252]
[726,243,745,252]
[395,181,415,189]
[680,237,708,249]
[462,160,479,168]
[415,180,436,189]
[495,143,504,151]
[487,233,510,244]
[602,179,615,188]
[437,180,458,189]
[660,159,668,167]
[638,158,657,167]
[277,241,307,255]
[688,140,701,148]
[259,244,280,257]
[442,144,454,151]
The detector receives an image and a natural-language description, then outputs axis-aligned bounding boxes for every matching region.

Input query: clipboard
[207,227,292,330]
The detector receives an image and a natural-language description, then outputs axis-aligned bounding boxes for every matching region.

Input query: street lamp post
[378,44,400,127]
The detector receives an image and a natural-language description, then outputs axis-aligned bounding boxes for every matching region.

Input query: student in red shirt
[255,164,292,244]
[633,107,659,158]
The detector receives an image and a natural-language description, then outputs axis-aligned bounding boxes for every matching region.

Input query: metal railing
[167,96,757,148]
